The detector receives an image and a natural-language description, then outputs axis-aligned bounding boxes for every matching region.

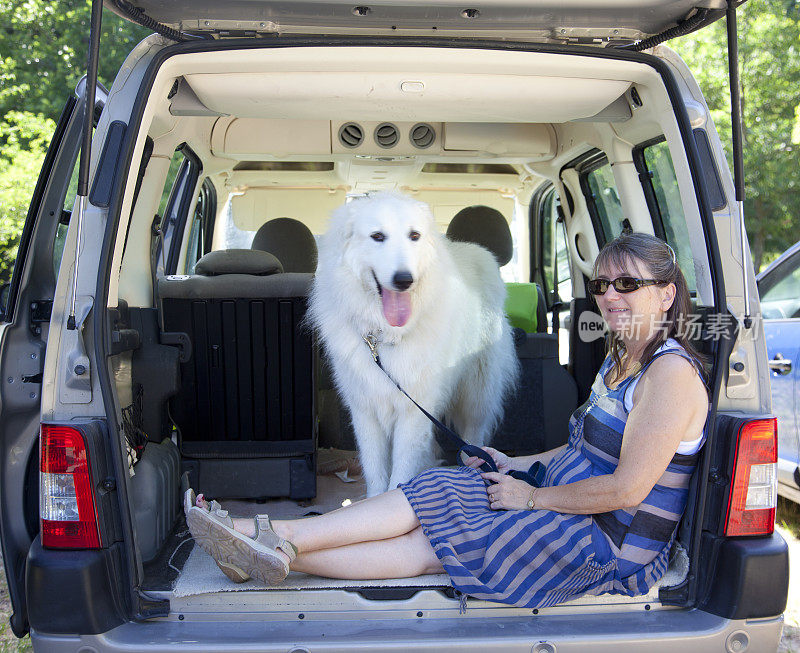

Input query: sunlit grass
[0,613,31,652]
[0,558,31,653]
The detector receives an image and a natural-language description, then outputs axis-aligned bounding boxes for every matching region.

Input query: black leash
[362,334,545,487]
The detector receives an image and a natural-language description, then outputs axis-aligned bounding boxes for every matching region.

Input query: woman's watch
[526,488,537,510]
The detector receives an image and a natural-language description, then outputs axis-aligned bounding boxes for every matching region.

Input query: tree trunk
[751,225,765,274]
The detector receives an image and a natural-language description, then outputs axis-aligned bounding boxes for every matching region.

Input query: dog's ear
[328,202,356,251]
[342,216,355,242]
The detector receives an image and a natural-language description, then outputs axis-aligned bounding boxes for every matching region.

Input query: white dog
[308,193,518,496]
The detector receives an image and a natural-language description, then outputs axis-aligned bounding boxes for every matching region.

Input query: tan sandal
[185,488,248,581]
[185,489,297,584]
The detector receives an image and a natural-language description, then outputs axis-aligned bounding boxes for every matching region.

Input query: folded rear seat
[158,249,317,500]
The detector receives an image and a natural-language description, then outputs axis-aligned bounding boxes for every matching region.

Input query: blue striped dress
[399,340,704,608]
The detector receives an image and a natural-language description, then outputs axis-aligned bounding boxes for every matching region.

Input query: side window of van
[155,146,201,276]
[158,150,186,217]
[636,140,697,292]
[582,160,625,240]
[540,187,573,310]
[53,163,80,280]
[183,179,216,274]
[759,251,800,319]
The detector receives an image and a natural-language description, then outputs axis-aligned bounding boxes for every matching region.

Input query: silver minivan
[0,1,789,650]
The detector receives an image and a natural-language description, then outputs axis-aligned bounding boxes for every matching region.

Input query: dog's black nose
[392,271,414,291]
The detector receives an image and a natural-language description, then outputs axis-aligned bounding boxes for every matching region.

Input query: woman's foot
[184,488,297,584]
[194,493,259,538]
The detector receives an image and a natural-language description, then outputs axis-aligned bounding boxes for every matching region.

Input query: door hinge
[29,300,53,336]
[181,18,279,35]
[161,331,192,363]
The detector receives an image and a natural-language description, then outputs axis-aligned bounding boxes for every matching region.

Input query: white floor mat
[173,547,451,597]
[174,538,688,600]
[174,458,451,597]
[173,451,690,600]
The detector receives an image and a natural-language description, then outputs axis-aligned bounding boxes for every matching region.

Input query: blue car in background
[757,240,800,503]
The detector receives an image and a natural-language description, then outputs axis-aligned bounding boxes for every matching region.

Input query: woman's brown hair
[592,232,707,384]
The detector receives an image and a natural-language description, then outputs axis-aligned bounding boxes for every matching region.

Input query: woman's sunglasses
[587,276,665,296]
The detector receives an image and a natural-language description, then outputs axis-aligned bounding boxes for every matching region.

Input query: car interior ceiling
[101,50,714,591]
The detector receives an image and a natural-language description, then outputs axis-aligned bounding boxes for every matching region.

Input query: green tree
[0,0,149,285]
[0,0,150,121]
[672,0,800,271]
[0,111,55,284]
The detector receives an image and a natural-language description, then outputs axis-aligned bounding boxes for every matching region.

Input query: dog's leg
[387,411,437,489]
[455,409,494,448]
[449,361,491,448]
[351,412,392,497]
[453,342,519,447]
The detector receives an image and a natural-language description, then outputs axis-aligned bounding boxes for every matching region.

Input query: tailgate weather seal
[95,34,728,621]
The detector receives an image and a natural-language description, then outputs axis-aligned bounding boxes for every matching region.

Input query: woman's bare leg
[225,488,420,553]
[291,527,443,579]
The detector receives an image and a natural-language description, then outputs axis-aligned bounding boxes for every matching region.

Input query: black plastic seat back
[162,296,313,452]
[158,272,317,498]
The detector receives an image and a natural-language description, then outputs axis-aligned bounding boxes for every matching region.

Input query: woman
[185,232,709,608]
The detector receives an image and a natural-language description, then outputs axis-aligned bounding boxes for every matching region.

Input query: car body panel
[0,91,86,637]
[757,240,800,500]
[0,77,109,636]
[30,609,783,653]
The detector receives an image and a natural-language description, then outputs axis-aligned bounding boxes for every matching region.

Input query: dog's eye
[409,231,421,241]
[370,232,385,242]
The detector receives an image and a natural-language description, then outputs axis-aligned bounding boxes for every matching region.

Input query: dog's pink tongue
[381,288,412,327]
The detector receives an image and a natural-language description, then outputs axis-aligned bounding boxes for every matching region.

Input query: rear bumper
[31,610,783,652]
[26,537,128,635]
[700,531,789,619]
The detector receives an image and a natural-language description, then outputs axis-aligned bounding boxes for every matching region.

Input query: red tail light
[724,418,777,537]
[40,424,101,548]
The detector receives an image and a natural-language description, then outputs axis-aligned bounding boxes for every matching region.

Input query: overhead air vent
[410,123,435,149]
[374,123,399,148]
[338,123,364,148]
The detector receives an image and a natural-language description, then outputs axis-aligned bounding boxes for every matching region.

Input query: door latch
[29,300,53,336]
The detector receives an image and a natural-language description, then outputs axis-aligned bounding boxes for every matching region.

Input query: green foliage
[0,111,56,284]
[0,1,799,282]
[672,0,800,271]
[0,0,150,122]
[0,0,149,284]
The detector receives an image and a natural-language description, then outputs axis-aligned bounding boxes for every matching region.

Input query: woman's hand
[463,446,513,473]
[481,472,536,511]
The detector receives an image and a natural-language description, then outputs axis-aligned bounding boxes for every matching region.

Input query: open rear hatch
[76,0,751,623]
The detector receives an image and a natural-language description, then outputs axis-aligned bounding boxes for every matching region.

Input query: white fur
[308,192,519,496]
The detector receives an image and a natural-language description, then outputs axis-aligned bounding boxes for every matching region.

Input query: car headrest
[251,217,318,273]
[194,249,283,276]
[446,205,513,267]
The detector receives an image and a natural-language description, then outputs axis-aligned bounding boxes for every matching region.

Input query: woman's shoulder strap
[622,339,704,412]
[645,339,702,376]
